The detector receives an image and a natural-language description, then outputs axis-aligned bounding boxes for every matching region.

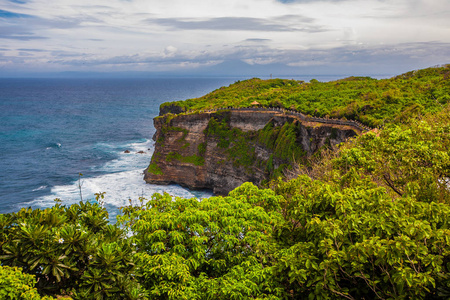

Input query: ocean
[0,75,389,221]
[0,77,242,220]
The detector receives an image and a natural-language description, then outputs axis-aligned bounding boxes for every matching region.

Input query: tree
[118,184,285,299]
[0,201,147,299]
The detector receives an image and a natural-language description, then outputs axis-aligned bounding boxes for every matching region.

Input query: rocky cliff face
[144,109,357,195]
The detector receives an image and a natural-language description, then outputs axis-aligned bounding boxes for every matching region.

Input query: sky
[0,0,449,77]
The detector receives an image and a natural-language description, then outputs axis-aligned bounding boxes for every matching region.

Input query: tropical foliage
[1,67,450,299]
[162,65,450,127]
[0,265,55,300]
[0,199,146,299]
[265,109,450,299]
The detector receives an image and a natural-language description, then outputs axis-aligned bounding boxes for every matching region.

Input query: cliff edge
[144,108,359,195]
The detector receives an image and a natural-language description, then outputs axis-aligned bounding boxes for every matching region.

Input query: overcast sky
[1,0,449,77]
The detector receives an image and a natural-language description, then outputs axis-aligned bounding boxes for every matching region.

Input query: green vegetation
[147,162,163,175]
[164,65,450,127]
[0,265,55,299]
[0,200,146,299]
[166,151,205,166]
[197,142,207,156]
[158,126,189,144]
[1,67,450,299]
[202,111,308,179]
[147,152,164,175]
[258,120,307,161]
[205,114,257,170]
[2,105,449,299]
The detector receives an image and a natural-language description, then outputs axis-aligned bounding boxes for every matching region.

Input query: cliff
[144,108,359,195]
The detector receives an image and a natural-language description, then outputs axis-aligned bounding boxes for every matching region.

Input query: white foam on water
[29,139,213,216]
[32,185,48,192]
[34,170,198,206]
[45,142,62,151]
[93,139,154,172]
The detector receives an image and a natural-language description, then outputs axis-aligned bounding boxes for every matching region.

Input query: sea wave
[28,139,213,220]
[32,185,48,192]
[45,142,62,150]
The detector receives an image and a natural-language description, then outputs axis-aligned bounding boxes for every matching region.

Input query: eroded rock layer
[144,109,357,195]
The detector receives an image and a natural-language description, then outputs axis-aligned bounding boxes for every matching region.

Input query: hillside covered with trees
[164,65,450,128]
[1,66,449,299]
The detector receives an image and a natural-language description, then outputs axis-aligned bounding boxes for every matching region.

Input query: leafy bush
[0,265,55,300]
[118,185,285,299]
[267,105,450,299]
[0,200,147,299]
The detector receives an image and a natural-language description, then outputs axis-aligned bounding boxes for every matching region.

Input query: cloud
[164,46,178,57]
[0,34,47,40]
[0,8,83,41]
[149,16,326,33]
[0,26,47,40]
[276,0,350,4]
[8,0,28,3]
[0,9,32,18]
[277,0,349,3]
[271,14,314,23]
[43,40,449,75]
[244,38,272,43]
[0,0,448,76]
[17,48,46,52]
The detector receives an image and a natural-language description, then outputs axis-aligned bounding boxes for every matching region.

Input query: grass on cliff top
[161,65,450,128]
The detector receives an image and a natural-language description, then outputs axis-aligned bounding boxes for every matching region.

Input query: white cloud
[163,45,177,57]
[0,0,448,76]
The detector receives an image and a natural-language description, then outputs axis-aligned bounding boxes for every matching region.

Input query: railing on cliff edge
[184,106,373,133]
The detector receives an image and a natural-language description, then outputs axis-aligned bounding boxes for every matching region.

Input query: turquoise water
[1,74,381,219]
[0,78,239,218]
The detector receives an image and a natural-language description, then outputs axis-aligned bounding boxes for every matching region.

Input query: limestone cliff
[144,109,358,195]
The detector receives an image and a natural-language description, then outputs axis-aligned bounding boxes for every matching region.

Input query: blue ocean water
[0,77,240,219]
